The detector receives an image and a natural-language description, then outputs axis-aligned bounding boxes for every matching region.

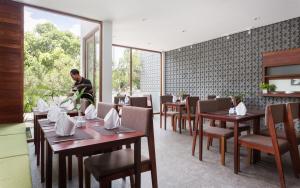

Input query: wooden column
[0,0,24,123]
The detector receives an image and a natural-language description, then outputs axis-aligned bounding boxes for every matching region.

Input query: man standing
[70,69,94,102]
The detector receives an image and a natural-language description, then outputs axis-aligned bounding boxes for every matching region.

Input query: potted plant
[269,84,277,93]
[259,83,269,94]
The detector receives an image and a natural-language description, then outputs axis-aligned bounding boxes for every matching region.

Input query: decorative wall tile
[165,17,300,107]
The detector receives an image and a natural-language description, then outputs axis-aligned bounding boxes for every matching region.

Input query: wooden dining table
[38,118,144,188]
[193,108,265,174]
[164,102,186,133]
[33,110,77,166]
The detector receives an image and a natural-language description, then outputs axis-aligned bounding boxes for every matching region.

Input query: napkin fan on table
[55,112,75,136]
[104,108,120,129]
[235,102,247,116]
[47,105,61,122]
[37,99,49,112]
[85,104,97,120]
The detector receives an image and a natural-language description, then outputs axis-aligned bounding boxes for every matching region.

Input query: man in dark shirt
[70,69,94,101]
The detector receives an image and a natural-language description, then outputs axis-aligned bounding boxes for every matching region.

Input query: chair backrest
[196,100,219,113]
[160,95,172,104]
[143,94,153,108]
[286,103,300,144]
[182,94,190,100]
[129,97,148,108]
[186,96,199,115]
[80,98,90,114]
[97,102,114,119]
[216,97,233,110]
[207,95,216,100]
[121,106,153,136]
[114,96,125,104]
[266,104,290,149]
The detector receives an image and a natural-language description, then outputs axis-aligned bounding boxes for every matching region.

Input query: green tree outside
[24,23,80,112]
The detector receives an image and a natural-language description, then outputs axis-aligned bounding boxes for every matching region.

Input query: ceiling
[15,0,300,51]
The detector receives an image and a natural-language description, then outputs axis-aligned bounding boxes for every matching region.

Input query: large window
[112,45,161,113]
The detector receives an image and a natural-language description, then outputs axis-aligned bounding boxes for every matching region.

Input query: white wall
[269,79,300,92]
[102,21,113,102]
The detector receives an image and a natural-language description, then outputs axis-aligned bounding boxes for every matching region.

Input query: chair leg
[130,175,135,188]
[160,114,162,128]
[237,144,241,172]
[220,137,225,166]
[171,116,175,131]
[68,155,72,180]
[100,180,112,188]
[206,137,211,150]
[150,168,158,188]
[188,119,192,136]
[77,155,83,188]
[84,167,91,188]
[274,151,286,188]
[247,148,252,165]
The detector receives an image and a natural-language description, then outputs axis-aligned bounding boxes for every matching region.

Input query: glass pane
[94,30,100,103]
[132,50,161,113]
[112,46,131,101]
[266,65,300,75]
[86,36,95,86]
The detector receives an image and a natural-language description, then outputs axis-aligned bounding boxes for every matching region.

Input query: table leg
[34,115,37,155]
[41,131,45,182]
[46,142,52,188]
[192,115,199,156]
[234,121,239,174]
[252,118,261,163]
[164,104,167,130]
[199,116,203,161]
[178,106,182,134]
[58,154,67,188]
[77,155,83,188]
[134,138,141,188]
[37,124,40,166]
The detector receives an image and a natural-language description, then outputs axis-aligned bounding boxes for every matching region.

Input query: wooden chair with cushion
[160,95,178,131]
[129,96,148,108]
[175,96,199,135]
[114,96,126,104]
[207,98,251,149]
[194,100,234,165]
[143,94,153,108]
[238,104,299,188]
[84,106,158,188]
[97,102,115,119]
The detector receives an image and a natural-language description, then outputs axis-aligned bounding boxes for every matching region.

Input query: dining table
[164,101,186,133]
[33,109,78,166]
[192,107,265,174]
[38,117,144,188]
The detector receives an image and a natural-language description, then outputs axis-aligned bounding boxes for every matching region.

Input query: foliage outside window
[24,23,80,112]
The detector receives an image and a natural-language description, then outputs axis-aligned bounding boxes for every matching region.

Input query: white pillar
[102,21,112,102]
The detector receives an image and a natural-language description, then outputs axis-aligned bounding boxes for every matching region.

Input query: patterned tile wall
[140,52,161,112]
[165,17,300,107]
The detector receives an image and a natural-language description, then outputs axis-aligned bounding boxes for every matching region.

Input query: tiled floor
[29,116,300,188]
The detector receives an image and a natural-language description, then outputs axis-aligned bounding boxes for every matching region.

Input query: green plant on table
[60,88,93,112]
[269,84,277,92]
[259,83,270,90]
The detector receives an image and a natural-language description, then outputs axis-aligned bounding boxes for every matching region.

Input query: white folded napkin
[47,105,61,122]
[60,99,74,111]
[104,108,121,129]
[37,99,49,112]
[85,104,97,120]
[172,95,176,103]
[55,112,75,136]
[235,102,247,116]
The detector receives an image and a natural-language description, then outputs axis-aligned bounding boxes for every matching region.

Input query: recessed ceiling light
[142,18,148,22]
[182,30,186,33]
[254,17,261,21]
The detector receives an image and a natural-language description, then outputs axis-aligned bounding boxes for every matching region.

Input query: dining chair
[114,96,126,104]
[207,95,216,100]
[175,96,199,135]
[207,97,251,149]
[143,94,153,108]
[194,100,234,165]
[238,104,299,188]
[129,96,148,108]
[97,102,115,119]
[160,95,178,130]
[84,106,158,188]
